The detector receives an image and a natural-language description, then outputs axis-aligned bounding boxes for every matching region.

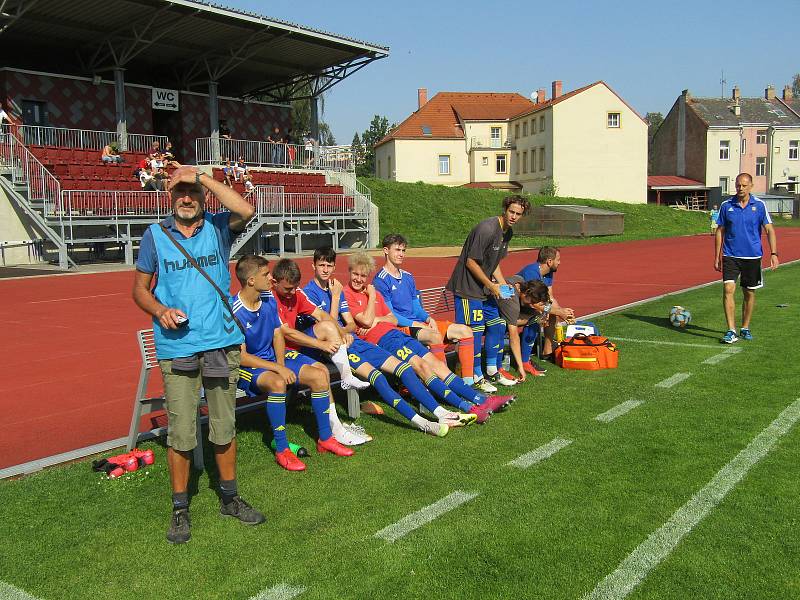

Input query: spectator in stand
[139,166,159,191]
[269,127,285,167]
[149,142,165,170]
[152,166,169,191]
[222,158,235,187]
[163,141,176,163]
[101,143,124,163]
[304,136,315,167]
[243,173,254,193]
[234,156,247,183]
[219,120,232,139]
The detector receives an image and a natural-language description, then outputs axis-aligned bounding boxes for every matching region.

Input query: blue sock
[484,320,505,372]
[425,375,472,412]
[472,326,484,380]
[395,362,441,414]
[521,325,538,362]
[310,391,333,441]
[265,393,288,452]
[443,372,485,405]
[367,369,416,421]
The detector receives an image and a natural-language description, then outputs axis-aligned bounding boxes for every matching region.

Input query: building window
[719,177,728,195]
[719,140,730,160]
[515,152,520,174]
[756,130,767,144]
[538,146,545,171]
[522,121,528,137]
[607,112,620,128]
[514,124,520,139]
[496,154,507,174]
[522,151,528,174]
[438,155,450,175]
[531,149,536,172]
[790,140,799,160]
[490,127,501,148]
[532,118,537,134]
[741,138,746,155]
[756,157,766,176]
[539,116,545,132]
[482,156,488,166]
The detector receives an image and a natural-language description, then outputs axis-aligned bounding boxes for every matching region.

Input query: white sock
[330,346,351,377]
[486,366,498,376]
[432,406,449,419]
[411,414,427,429]
[328,402,345,433]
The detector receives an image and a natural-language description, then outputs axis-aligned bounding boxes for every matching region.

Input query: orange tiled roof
[377,92,534,146]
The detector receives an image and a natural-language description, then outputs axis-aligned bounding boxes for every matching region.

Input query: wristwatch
[195,172,203,186]
[771,252,778,256]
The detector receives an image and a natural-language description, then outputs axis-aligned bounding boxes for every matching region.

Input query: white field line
[595,400,644,423]
[0,581,40,600]
[507,438,573,469]
[248,584,306,600]
[655,373,691,388]
[28,293,123,304]
[374,490,479,543]
[702,347,743,365]
[608,337,720,349]
[584,397,800,600]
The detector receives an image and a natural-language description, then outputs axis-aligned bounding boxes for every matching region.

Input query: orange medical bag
[555,334,618,370]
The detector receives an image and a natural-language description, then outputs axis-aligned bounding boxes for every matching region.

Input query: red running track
[2,229,798,470]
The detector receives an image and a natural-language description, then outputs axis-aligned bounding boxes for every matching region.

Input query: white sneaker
[341,376,370,390]
[487,372,517,387]
[333,427,368,446]
[418,419,449,437]
[344,422,373,442]
[473,378,497,393]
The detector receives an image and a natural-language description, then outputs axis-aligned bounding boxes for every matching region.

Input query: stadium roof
[0,0,389,102]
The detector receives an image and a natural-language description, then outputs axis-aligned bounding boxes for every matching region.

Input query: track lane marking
[374,490,479,543]
[595,401,644,423]
[29,293,123,304]
[655,373,690,388]
[584,397,800,600]
[507,438,573,469]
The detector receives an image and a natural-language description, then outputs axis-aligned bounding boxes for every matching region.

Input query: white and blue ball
[669,306,692,328]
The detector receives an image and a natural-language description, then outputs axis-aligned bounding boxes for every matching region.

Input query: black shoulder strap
[158,223,244,335]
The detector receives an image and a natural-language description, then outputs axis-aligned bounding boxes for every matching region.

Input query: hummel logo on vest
[162,252,220,273]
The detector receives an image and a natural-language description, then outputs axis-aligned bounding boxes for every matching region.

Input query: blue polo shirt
[517,262,554,287]
[373,267,428,327]
[301,279,350,327]
[716,195,772,258]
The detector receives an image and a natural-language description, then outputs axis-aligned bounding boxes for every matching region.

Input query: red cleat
[481,394,516,413]
[275,448,306,471]
[468,403,492,424]
[317,436,354,457]
[523,362,547,377]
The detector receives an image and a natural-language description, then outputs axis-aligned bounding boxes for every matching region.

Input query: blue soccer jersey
[301,279,350,327]
[231,291,281,362]
[716,195,772,258]
[373,267,428,327]
[518,262,554,287]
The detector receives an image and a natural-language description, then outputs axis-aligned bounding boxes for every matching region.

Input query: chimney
[765,85,775,100]
[784,85,793,101]
[733,101,741,117]
[552,80,563,99]
[732,85,740,100]
[536,88,546,104]
[417,88,427,110]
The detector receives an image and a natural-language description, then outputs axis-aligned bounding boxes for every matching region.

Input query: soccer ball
[669,306,692,328]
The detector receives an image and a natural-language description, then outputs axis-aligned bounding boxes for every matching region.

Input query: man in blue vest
[132,164,262,544]
[714,172,779,344]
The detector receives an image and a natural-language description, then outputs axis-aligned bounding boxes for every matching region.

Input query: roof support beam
[0,0,38,36]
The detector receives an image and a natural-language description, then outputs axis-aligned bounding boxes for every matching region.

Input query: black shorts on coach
[722,256,763,289]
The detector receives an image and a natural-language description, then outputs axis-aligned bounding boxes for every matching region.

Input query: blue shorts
[377,328,430,362]
[237,367,267,397]
[283,349,320,376]
[482,297,504,327]
[454,296,488,333]
[348,337,393,370]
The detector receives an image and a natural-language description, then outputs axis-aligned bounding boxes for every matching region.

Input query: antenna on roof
[720,69,726,99]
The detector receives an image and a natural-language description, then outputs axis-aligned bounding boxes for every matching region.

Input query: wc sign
[152,87,179,111]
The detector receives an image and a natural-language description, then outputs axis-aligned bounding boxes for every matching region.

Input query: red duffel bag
[555,333,618,370]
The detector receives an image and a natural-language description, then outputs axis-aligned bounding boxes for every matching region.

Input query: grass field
[1,265,799,600]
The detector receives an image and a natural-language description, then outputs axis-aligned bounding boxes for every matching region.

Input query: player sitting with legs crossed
[373,233,477,386]
[233,255,354,470]
[346,252,515,422]
[271,258,372,447]
[303,246,452,436]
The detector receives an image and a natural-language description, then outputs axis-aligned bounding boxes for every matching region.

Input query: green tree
[351,132,365,168]
[792,73,800,98]
[318,123,336,146]
[357,115,394,177]
[645,112,664,173]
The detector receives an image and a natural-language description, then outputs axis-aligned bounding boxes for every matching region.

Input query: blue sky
[231,0,799,144]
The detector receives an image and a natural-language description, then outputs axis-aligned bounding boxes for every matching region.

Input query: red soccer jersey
[344,286,396,345]
[273,289,318,349]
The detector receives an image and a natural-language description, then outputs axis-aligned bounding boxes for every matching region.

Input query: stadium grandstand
[0,0,388,268]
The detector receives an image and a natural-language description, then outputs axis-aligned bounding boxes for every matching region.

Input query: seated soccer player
[373,233,476,384]
[517,246,574,369]
[485,278,551,382]
[302,247,454,435]
[345,252,516,420]
[232,255,353,471]
[270,258,374,446]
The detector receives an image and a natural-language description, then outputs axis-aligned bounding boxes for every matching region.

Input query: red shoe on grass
[275,448,306,471]
[317,436,355,457]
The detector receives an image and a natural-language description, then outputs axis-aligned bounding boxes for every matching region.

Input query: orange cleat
[360,400,384,415]
[275,448,306,471]
[523,362,547,377]
[317,436,355,457]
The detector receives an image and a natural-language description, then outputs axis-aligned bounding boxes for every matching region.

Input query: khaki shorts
[158,348,241,452]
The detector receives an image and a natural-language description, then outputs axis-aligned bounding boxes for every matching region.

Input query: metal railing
[2,134,62,212]
[468,136,514,151]
[195,137,354,171]
[0,124,168,153]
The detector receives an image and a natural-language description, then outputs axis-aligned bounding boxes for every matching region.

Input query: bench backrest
[138,329,159,370]
[418,286,453,317]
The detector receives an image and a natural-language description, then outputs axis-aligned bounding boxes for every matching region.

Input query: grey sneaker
[220,496,266,526]
[167,508,191,544]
